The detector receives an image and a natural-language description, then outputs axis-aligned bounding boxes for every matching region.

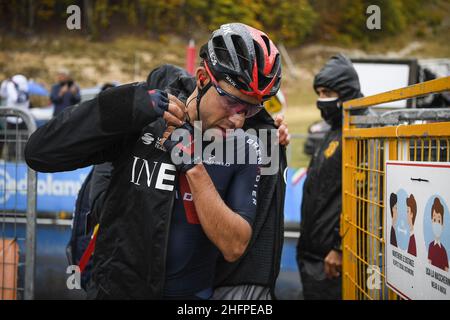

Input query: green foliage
[0,0,446,47]
[35,0,57,21]
[209,0,267,30]
[259,0,317,46]
[341,0,366,41]
[310,0,446,45]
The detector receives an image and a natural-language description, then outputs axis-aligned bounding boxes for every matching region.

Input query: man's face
[432,210,443,225]
[57,73,69,83]
[199,79,260,134]
[316,86,339,99]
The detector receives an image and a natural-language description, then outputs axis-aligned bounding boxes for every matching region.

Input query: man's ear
[195,67,209,89]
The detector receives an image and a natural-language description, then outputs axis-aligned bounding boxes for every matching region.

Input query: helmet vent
[212,36,233,70]
[261,35,271,56]
[231,35,251,74]
[253,40,266,74]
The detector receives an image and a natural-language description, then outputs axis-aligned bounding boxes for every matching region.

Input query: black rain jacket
[297,54,362,265]
[26,80,185,299]
[27,64,286,299]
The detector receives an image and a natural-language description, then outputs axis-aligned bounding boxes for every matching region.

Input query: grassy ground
[284,104,320,168]
[0,34,189,87]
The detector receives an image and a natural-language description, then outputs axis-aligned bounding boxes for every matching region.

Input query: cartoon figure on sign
[406,194,417,257]
[394,189,410,251]
[428,197,449,271]
[390,193,398,247]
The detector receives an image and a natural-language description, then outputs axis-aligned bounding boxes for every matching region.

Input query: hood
[12,74,28,92]
[146,64,196,104]
[313,54,363,102]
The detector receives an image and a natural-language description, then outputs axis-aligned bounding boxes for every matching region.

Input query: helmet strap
[195,81,212,121]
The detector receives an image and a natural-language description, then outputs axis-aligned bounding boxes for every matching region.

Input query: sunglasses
[204,63,263,118]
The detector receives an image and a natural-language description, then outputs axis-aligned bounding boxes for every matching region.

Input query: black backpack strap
[66,169,94,266]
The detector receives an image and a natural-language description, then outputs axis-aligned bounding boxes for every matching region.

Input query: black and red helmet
[200,23,282,102]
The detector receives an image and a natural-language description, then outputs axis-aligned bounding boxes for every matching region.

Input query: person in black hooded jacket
[297,54,363,300]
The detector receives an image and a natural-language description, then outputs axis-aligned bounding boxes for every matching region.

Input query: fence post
[0,107,37,300]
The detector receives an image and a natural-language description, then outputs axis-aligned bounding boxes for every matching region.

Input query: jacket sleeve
[332,197,343,252]
[332,223,342,252]
[25,82,160,172]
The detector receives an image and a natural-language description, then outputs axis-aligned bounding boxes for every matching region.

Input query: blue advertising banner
[0,162,306,223]
[283,167,306,225]
[0,162,91,213]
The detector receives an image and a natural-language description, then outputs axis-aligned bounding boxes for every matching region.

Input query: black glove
[163,122,201,173]
[147,89,169,116]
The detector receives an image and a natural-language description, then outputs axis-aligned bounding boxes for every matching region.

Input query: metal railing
[341,76,450,299]
[0,107,37,300]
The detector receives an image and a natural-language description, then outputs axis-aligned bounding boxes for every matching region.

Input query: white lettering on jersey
[130,157,176,191]
[155,163,176,191]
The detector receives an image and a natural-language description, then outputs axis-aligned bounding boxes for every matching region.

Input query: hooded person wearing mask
[297,54,363,300]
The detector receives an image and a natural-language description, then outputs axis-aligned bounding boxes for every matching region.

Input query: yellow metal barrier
[342,76,450,300]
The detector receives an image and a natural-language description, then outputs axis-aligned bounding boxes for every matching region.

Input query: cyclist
[25,23,281,300]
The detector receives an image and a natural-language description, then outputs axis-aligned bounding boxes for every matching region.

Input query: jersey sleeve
[225,134,261,226]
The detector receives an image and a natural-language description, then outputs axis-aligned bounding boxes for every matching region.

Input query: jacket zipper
[154,183,176,298]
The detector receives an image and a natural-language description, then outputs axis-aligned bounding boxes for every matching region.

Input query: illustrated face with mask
[315,87,341,126]
[432,210,444,240]
[392,204,398,227]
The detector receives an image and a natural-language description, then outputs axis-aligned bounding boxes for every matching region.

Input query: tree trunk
[28,0,34,31]
[83,0,94,34]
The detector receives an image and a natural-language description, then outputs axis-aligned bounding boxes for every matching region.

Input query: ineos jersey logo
[130,156,176,191]
[141,133,154,145]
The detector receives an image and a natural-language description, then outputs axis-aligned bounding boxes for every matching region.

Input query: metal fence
[0,107,37,300]
[341,76,450,299]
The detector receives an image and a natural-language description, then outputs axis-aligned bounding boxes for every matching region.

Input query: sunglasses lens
[215,85,262,118]
[243,105,262,118]
[232,103,262,118]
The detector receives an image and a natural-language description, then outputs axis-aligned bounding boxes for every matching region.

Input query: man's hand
[59,84,69,96]
[274,114,290,146]
[163,122,201,173]
[69,84,78,95]
[148,89,186,127]
[165,93,187,126]
[324,249,342,279]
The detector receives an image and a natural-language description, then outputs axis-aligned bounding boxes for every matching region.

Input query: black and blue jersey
[164,131,261,298]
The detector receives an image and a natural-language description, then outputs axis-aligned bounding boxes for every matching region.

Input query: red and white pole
[186,39,196,75]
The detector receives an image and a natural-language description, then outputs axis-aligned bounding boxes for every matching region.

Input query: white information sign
[385,161,450,300]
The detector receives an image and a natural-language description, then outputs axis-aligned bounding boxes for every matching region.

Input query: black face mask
[316,97,342,126]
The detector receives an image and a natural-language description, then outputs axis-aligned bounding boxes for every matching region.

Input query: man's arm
[26,83,185,172]
[186,164,252,262]
[49,84,63,104]
[325,208,343,279]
